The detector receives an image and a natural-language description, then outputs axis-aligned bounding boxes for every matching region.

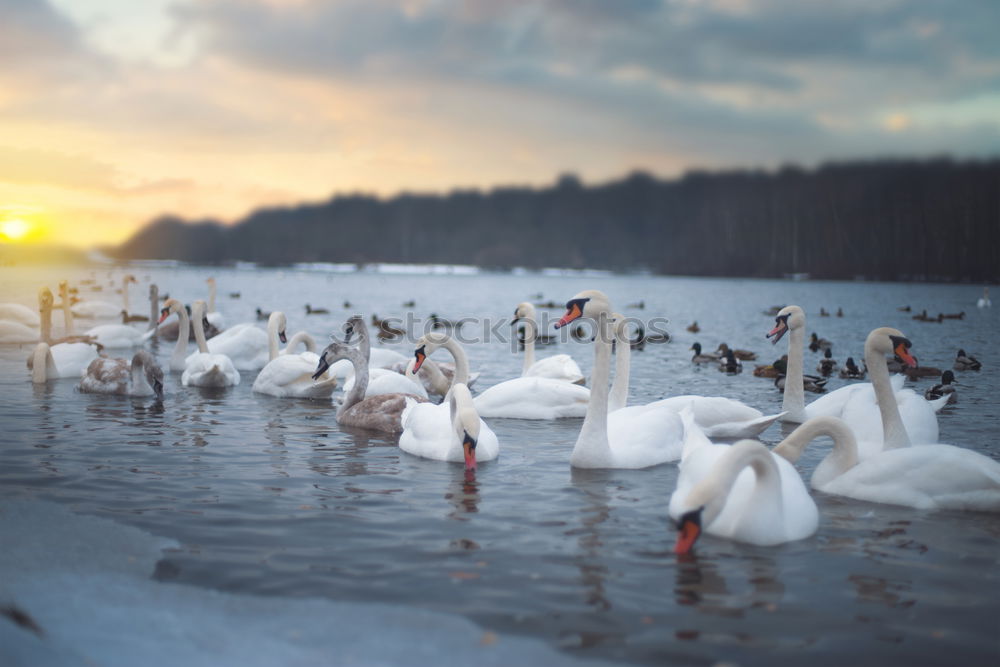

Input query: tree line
[112,158,1000,282]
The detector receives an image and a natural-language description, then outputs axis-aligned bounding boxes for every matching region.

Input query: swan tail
[703,412,786,439]
[926,393,951,413]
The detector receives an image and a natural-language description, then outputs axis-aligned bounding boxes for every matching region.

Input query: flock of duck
[3,275,999,556]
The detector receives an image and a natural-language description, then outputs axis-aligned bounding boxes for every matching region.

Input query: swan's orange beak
[462,431,477,471]
[674,510,703,555]
[157,307,171,324]
[766,315,789,344]
[895,342,917,368]
[556,303,582,329]
[413,346,427,372]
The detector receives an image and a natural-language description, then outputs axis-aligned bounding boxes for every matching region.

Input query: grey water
[1,265,998,666]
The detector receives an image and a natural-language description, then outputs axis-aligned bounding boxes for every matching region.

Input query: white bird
[513,302,584,384]
[180,300,240,387]
[28,341,100,382]
[0,302,39,327]
[195,320,268,371]
[83,322,150,349]
[400,381,499,470]
[670,439,819,553]
[252,311,337,399]
[977,286,991,308]
[79,350,164,400]
[773,416,1000,512]
[554,290,684,468]
[72,274,137,319]
[0,320,38,343]
[338,316,428,399]
[204,277,226,330]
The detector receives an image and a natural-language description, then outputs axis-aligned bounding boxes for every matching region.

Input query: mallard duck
[816,348,838,376]
[686,321,700,333]
[924,371,957,404]
[690,342,720,364]
[371,314,404,341]
[903,359,943,380]
[819,308,830,317]
[716,342,757,361]
[808,332,832,352]
[941,311,965,320]
[305,304,330,315]
[753,356,786,378]
[718,348,742,374]
[775,371,827,394]
[838,357,866,379]
[953,349,981,371]
[836,307,843,317]
[256,307,271,321]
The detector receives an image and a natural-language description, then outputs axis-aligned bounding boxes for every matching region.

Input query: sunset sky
[2,0,999,248]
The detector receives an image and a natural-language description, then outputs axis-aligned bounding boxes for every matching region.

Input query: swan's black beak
[674,508,704,555]
[767,315,789,344]
[312,352,331,380]
[152,378,164,400]
[279,329,288,344]
[413,345,427,372]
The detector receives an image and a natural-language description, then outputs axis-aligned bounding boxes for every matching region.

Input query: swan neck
[782,325,806,419]
[772,417,859,481]
[440,337,470,387]
[267,314,281,361]
[339,350,369,416]
[39,299,52,344]
[148,286,158,331]
[32,344,56,383]
[192,306,209,354]
[865,339,910,449]
[60,287,74,335]
[171,305,191,370]
[520,317,536,375]
[694,442,782,527]
[573,313,613,465]
[207,281,216,312]
[608,319,631,412]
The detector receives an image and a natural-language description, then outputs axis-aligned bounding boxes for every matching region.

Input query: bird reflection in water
[445,466,480,520]
[569,469,613,613]
[674,552,786,619]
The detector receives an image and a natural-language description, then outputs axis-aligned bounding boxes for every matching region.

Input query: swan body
[474,376,590,419]
[181,301,240,387]
[79,350,164,399]
[0,303,39,327]
[773,416,1000,512]
[252,312,337,399]
[400,383,499,469]
[0,320,37,343]
[343,368,428,400]
[194,324,268,371]
[29,342,99,381]
[670,439,818,552]
[83,323,150,349]
[514,302,585,384]
[556,291,684,468]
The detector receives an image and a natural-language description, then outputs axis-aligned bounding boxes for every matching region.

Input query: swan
[29,288,100,374]
[399,382,499,470]
[388,355,478,397]
[312,339,427,433]
[0,302,39,327]
[670,439,818,553]
[204,277,226,330]
[767,307,945,439]
[977,287,991,308]
[180,300,240,387]
[194,319,268,371]
[336,315,427,399]
[83,320,151,349]
[72,274,137,319]
[513,302,584,384]
[79,350,164,400]
[281,330,319,356]
[252,312,337,399]
[0,320,38,343]
[773,416,1000,512]
[554,290,683,468]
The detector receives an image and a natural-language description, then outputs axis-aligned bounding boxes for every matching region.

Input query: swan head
[133,351,164,400]
[449,384,481,470]
[313,340,357,380]
[766,305,804,344]
[674,508,704,555]
[866,327,916,367]
[158,298,183,324]
[342,314,366,344]
[555,290,611,329]
[512,302,537,326]
[38,287,54,310]
[412,332,450,372]
[268,311,289,344]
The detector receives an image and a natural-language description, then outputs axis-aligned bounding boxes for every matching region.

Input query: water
[1,265,998,665]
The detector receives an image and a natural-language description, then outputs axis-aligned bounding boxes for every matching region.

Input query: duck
[716,343,757,361]
[689,342,720,364]
[901,359,943,380]
[626,300,645,309]
[941,311,965,320]
[686,321,700,333]
[718,349,742,374]
[429,313,459,330]
[670,438,818,553]
[256,307,271,321]
[311,339,427,433]
[370,314,404,341]
[819,307,830,317]
[416,330,590,420]
[553,291,683,467]
[816,348,838,376]
[773,416,1000,512]
[953,349,981,371]
[79,350,164,400]
[767,307,944,450]
[305,304,329,315]
[753,356,786,379]
[399,377,498,470]
[924,371,958,404]
[252,312,338,399]
[836,307,843,317]
[775,370,827,394]
[839,357,866,379]
[513,302,584,384]
[808,332,832,352]
[120,310,149,324]
[338,316,428,399]
[402,299,416,308]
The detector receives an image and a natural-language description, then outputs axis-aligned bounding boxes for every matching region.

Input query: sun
[1,219,31,241]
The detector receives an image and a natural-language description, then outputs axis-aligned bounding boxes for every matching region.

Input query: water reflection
[569,469,612,613]
[673,552,786,618]
[444,467,480,519]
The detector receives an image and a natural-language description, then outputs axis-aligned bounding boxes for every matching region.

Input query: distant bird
[819,307,830,317]
[517,328,557,347]
[120,310,149,324]
[808,332,832,353]
[256,307,271,321]
[839,357,866,380]
[402,300,416,308]
[902,359,942,380]
[534,301,560,309]
[898,305,911,312]
[941,311,965,320]
[626,300,645,309]
[229,292,241,299]
[429,313,458,330]
[305,304,330,315]
[836,307,843,317]
[371,314,404,341]
[716,342,756,361]
[776,371,827,394]
[816,348,838,376]
[953,349,982,371]
[977,287,991,308]
[690,342,720,364]
[912,309,941,323]
[925,371,958,404]
[686,321,700,333]
[718,348,742,374]
[343,300,352,309]
[753,356,786,379]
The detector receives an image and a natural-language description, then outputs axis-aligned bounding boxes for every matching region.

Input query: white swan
[0,320,38,343]
[72,274,137,319]
[83,321,150,349]
[513,302,584,384]
[312,339,427,433]
[339,316,428,399]
[606,312,783,439]
[205,277,226,329]
[27,288,100,378]
[181,300,240,387]
[0,302,39,327]
[773,416,1000,512]
[281,331,318,356]
[195,320,268,371]
[554,290,684,468]
[79,350,164,400]
[252,312,337,399]
[768,306,942,445]
[670,439,819,553]
[977,286,991,308]
[400,383,499,470]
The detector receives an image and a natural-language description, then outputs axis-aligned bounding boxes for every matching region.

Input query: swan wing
[0,304,40,327]
[525,354,585,383]
[50,342,100,377]
[0,321,38,343]
[474,377,589,419]
[203,326,269,370]
[606,405,684,468]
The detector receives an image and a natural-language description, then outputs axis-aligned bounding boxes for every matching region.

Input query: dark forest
[113,158,1000,282]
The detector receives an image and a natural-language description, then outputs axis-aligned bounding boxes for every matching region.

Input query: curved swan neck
[573,312,613,465]
[520,315,536,376]
[608,314,630,412]
[169,302,191,370]
[285,331,316,354]
[206,279,216,312]
[339,348,369,416]
[689,441,783,526]
[148,285,159,331]
[437,336,470,388]
[782,324,806,420]
[191,302,210,354]
[865,334,910,449]
[266,312,284,361]
[39,295,52,344]
[772,417,859,483]
[32,343,57,383]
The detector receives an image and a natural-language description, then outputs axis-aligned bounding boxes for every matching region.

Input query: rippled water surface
[2,265,998,665]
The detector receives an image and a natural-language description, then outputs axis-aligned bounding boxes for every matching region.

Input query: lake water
[1,264,998,666]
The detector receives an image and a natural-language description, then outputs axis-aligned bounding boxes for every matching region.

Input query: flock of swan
[3,275,999,557]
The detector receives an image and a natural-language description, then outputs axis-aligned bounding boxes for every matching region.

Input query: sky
[1,0,999,248]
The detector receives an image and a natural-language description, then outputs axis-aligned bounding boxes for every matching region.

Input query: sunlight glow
[1,218,31,241]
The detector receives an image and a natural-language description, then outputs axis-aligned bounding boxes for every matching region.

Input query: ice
[1,500,606,667]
